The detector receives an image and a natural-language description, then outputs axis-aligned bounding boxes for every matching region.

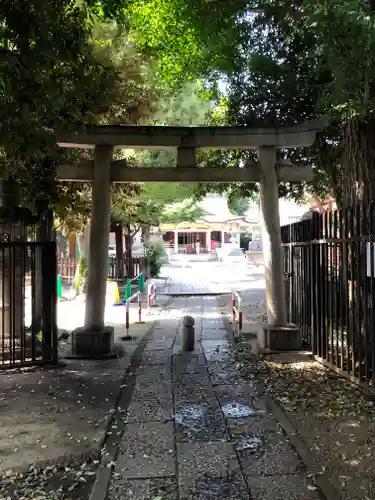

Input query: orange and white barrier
[232,291,243,336]
[147,282,156,313]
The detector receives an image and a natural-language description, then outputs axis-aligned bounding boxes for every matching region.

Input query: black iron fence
[282,206,375,390]
[57,256,77,281]
[108,256,149,280]
[0,241,58,369]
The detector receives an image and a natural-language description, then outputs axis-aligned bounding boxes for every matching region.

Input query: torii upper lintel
[56,118,328,150]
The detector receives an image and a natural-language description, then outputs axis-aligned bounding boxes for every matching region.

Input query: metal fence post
[41,242,57,363]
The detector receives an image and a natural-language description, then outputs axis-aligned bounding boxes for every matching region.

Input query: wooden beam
[56,119,328,150]
[56,164,313,183]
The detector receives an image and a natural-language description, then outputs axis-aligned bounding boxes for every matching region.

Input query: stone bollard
[182,315,195,351]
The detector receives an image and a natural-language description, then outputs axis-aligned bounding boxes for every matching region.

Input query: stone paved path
[105,295,323,500]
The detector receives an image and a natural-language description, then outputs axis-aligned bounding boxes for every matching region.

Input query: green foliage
[6,0,369,212]
[160,198,204,223]
[210,4,338,202]
[216,1,375,204]
[1,2,119,158]
[75,257,88,294]
[145,242,166,277]
[240,232,252,250]
[149,80,213,125]
[228,197,249,217]
[125,0,250,86]
[112,183,203,231]
[122,0,359,203]
[0,0,155,215]
[110,80,214,230]
[300,0,375,119]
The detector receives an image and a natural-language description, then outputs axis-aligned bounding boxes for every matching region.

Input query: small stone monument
[182,315,195,351]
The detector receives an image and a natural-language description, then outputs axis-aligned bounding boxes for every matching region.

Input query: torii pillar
[258,147,299,350]
[70,145,115,357]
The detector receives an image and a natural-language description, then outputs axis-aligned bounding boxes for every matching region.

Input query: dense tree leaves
[125,0,251,86]
[218,4,341,203]
[223,1,375,205]
[0,1,155,216]
[110,81,213,231]
[228,197,249,216]
[126,0,375,205]
[6,0,373,212]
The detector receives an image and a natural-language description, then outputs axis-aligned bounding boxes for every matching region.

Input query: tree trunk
[115,224,124,280]
[341,117,375,207]
[75,226,90,295]
[341,117,375,378]
[125,225,133,278]
[142,225,150,247]
[141,225,151,277]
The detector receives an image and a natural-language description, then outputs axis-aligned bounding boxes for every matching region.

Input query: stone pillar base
[67,326,117,359]
[264,324,302,351]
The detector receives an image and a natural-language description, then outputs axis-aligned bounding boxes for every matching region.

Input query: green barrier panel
[123,273,144,300]
[124,279,131,300]
[139,273,144,292]
[57,274,63,299]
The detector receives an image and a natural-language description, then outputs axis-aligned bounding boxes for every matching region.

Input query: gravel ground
[258,360,375,500]
[0,456,97,500]
[218,288,375,500]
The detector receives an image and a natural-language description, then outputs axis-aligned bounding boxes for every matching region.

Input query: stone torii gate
[56,120,325,356]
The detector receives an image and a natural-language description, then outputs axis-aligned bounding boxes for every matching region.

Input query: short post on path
[182,315,195,351]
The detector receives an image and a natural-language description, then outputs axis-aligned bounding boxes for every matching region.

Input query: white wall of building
[278,199,310,226]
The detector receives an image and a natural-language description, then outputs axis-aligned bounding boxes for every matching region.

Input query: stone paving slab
[106,292,325,500]
[177,441,249,499]
[227,415,284,438]
[204,345,236,363]
[107,475,178,500]
[140,349,173,366]
[174,400,227,442]
[126,399,173,423]
[207,361,244,386]
[135,365,172,385]
[131,385,172,403]
[116,421,175,478]
[201,331,229,341]
[136,363,172,381]
[215,379,260,398]
[144,338,175,350]
[174,373,216,404]
[173,353,207,376]
[173,343,204,356]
